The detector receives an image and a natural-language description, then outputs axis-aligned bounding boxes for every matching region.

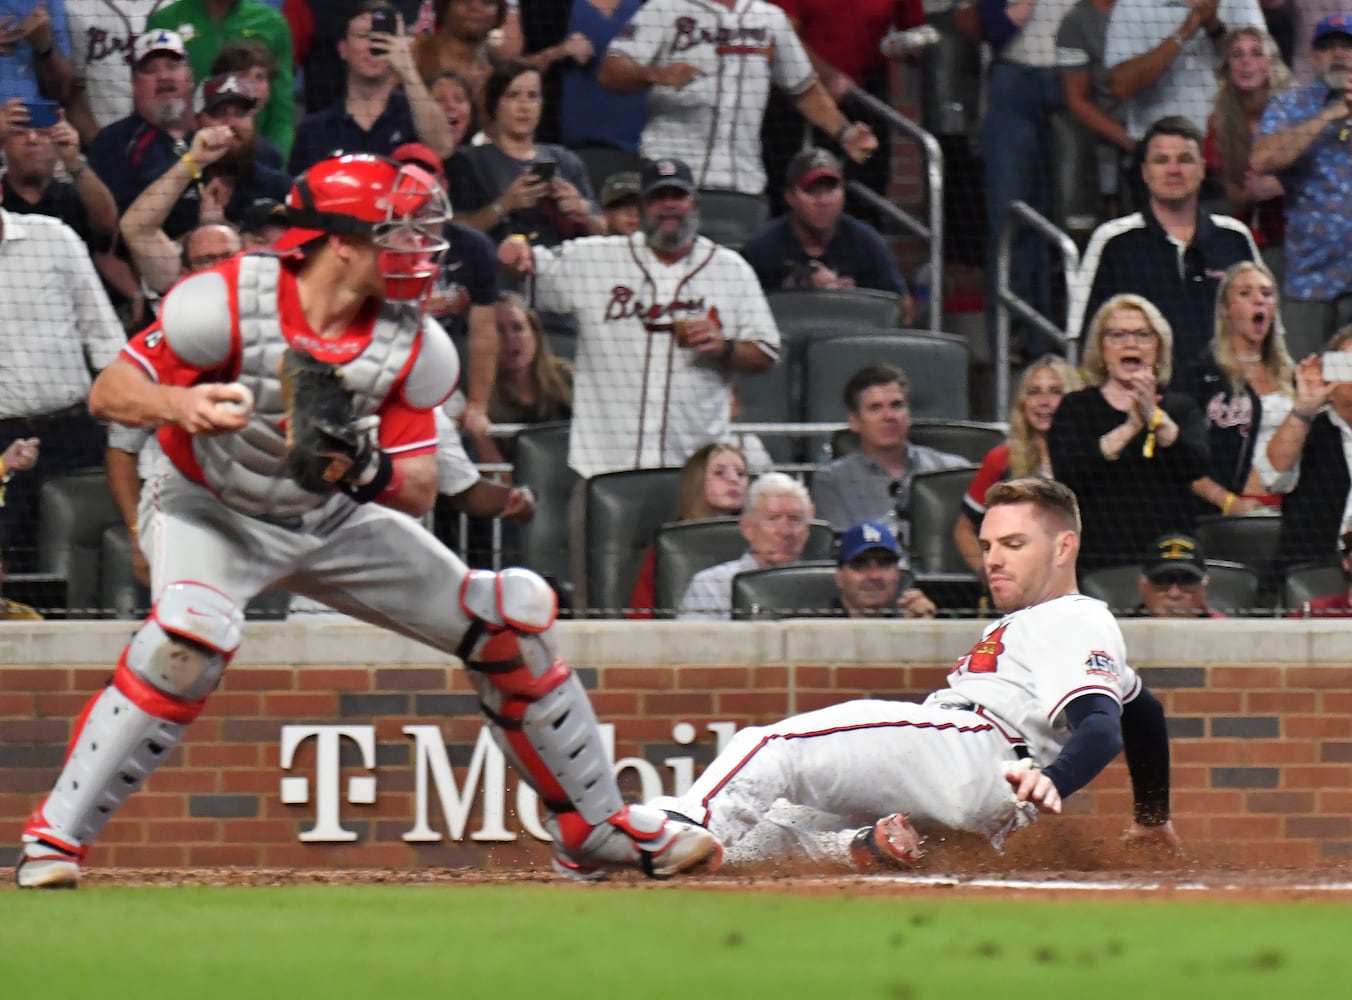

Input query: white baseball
[216,382,255,417]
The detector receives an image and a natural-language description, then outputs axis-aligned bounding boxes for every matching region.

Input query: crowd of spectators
[1,0,1351,619]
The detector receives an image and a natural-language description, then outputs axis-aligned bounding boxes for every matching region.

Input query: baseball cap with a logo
[787,147,843,190]
[1143,533,1207,583]
[600,171,641,208]
[133,29,187,68]
[837,520,901,565]
[202,73,260,113]
[640,158,696,198]
[1314,12,1352,45]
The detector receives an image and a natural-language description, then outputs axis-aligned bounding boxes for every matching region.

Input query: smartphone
[369,7,398,35]
[23,99,60,129]
[528,158,557,183]
[1323,352,1352,383]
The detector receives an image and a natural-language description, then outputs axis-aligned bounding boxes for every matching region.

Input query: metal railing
[994,200,1081,418]
[844,88,944,334]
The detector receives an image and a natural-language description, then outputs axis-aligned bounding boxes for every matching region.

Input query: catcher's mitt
[279,348,377,494]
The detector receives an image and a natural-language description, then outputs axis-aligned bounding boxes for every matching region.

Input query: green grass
[1,884,1345,998]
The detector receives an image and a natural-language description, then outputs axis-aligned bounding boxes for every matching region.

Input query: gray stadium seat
[832,420,1005,465]
[909,466,979,576]
[731,561,840,620]
[653,516,834,618]
[732,360,795,463]
[767,288,903,364]
[513,422,577,603]
[1050,109,1103,239]
[1081,560,1260,615]
[1193,512,1283,581]
[38,471,123,617]
[574,146,645,203]
[803,332,970,423]
[695,190,769,250]
[1282,562,1344,612]
[538,310,578,362]
[581,468,682,616]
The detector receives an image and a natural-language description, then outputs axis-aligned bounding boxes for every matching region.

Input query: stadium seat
[731,561,840,620]
[695,190,769,250]
[803,333,970,423]
[1282,562,1344,612]
[1049,109,1102,239]
[767,288,903,364]
[538,311,578,362]
[732,360,795,463]
[581,468,682,616]
[1193,512,1282,581]
[1081,560,1260,615]
[512,422,578,603]
[38,471,123,618]
[909,466,979,575]
[100,525,146,620]
[653,516,834,617]
[831,420,1006,464]
[574,146,645,203]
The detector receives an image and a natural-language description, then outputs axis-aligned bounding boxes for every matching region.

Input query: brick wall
[2,620,1351,871]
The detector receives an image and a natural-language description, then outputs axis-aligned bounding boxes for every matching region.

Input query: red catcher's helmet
[274,153,451,302]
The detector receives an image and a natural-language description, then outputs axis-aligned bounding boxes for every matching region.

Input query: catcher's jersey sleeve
[945,594,1139,764]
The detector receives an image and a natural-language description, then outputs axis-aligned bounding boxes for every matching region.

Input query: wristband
[1142,406,1163,459]
[342,450,394,504]
[1221,492,1237,515]
[1291,408,1317,424]
[834,122,857,145]
[181,153,202,181]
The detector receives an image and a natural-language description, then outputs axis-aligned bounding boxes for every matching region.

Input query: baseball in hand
[216,383,255,417]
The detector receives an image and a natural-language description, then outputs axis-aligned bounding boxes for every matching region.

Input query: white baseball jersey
[67,1,171,129]
[531,233,781,478]
[607,0,816,195]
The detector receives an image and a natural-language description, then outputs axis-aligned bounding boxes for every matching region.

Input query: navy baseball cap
[1314,13,1352,45]
[838,520,901,565]
[640,158,696,198]
[1143,533,1206,582]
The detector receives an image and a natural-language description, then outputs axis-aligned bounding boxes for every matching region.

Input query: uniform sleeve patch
[1084,650,1120,680]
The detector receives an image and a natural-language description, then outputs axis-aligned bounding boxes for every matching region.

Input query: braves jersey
[122,255,448,514]
[608,0,816,195]
[67,1,171,129]
[935,594,1141,765]
[530,233,781,478]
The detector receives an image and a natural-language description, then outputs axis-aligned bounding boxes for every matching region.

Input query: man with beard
[739,147,912,323]
[1067,115,1257,367]
[498,157,781,478]
[118,72,288,294]
[1253,14,1352,360]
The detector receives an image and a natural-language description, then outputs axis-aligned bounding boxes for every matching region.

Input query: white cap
[132,29,187,67]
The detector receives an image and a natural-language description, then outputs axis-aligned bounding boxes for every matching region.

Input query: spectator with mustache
[1049,293,1210,573]
[1252,13,1352,360]
[1174,260,1296,517]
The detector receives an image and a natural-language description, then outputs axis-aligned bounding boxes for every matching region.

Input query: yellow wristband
[128,524,139,536]
[1221,492,1236,515]
[181,153,202,181]
[1148,406,1164,431]
[0,456,7,478]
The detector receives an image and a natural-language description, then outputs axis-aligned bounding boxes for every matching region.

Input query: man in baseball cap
[132,29,187,68]
[600,170,640,235]
[200,72,259,116]
[640,158,697,198]
[1135,533,1224,618]
[834,520,935,618]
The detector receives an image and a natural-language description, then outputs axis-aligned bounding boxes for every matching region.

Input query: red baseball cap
[391,142,446,184]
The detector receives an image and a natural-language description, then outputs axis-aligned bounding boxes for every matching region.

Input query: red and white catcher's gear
[459,568,721,879]
[17,583,242,889]
[274,153,451,303]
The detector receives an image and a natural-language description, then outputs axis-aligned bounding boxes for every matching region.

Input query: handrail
[843,87,944,334]
[994,200,1081,417]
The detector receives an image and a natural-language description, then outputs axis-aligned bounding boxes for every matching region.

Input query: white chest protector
[161,255,457,521]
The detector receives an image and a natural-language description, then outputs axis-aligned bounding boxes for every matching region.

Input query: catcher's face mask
[374,164,452,303]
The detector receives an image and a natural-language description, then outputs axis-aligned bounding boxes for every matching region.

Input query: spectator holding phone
[0,98,116,251]
[289,1,453,175]
[0,1,75,109]
[447,59,603,246]
[1266,328,1352,574]
[146,0,295,161]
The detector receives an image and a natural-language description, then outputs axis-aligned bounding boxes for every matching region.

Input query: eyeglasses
[1148,572,1201,589]
[1103,328,1156,344]
[845,554,897,571]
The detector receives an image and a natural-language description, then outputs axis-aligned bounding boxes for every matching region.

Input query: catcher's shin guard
[18,583,242,889]
[459,569,721,879]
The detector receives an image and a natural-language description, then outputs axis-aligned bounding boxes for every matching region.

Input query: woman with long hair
[626,443,750,618]
[1206,27,1291,247]
[953,356,1081,575]
[1047,294,1210,571]
[467,292,574,468]
[446,60,604,246]
[1175,260,1296,515]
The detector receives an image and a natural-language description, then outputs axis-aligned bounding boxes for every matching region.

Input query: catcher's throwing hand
[279,348,381,494]
[174,383,252,436]
[1006,765,1062,814]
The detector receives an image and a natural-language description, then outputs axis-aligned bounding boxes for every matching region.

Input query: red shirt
[1287,592,1352,617]
[961,442,1010,523]
[771,0,923,86]
[123,257,438,489]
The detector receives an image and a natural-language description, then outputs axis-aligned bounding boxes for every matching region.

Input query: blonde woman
[1175,260,1296,516]
[953,356,1081,575]
[1047,294,1210,571]
[1206,27,1291,247]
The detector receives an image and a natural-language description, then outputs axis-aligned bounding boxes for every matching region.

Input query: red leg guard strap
[113,657,208,725]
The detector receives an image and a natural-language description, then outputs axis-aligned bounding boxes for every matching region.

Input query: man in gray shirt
[810,363,969,547]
